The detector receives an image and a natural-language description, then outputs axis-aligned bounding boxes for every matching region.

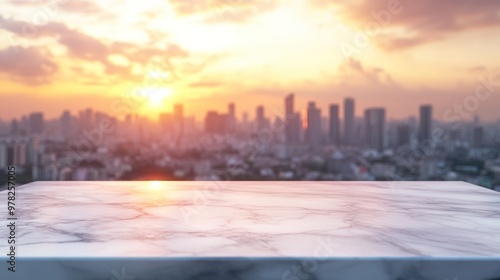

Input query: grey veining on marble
[1,181,500,280]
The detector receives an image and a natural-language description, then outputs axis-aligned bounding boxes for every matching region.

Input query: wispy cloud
[319,0,500,50]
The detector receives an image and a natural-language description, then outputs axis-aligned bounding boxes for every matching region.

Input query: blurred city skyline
[1,0,500,120]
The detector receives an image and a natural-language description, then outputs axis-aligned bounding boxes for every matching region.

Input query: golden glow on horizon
[147,88,173,108]
[1,0,500,121]
[150,181,162,189]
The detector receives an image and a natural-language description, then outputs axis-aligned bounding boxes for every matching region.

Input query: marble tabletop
[1,181,500,280]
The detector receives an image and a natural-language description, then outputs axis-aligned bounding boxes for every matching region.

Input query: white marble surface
[1,181,500,258]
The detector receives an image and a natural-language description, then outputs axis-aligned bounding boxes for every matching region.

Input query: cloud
[466,66,487,73]
[0,47,58,85]
[318,0,500,50]
[168,0,280,24]
[58,0,103,14]
[0,15,190,82]
[7,0,104,14]
[337,58,394,86]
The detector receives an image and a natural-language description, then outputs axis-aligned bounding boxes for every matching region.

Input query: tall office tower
[285,93,301,144]
[396,124,411,148]
[60,111,72,139]
[419,105,433,144]
[13,141,27,166]
[228,103,236,132]
[256,105,265,131]
[364,108,386,151]
[29,112,44,135]
[174,104,184,123]
[306,102,322,145]
[10,119,19,136]
[329,104,340,146]
[205,111,227,134]
[78,111,85,131]
[228,103,235,120]
[473,126,484,148]
[344,98,355,146]
[174,104,184,136]
[27,136,40,165]
[0,141,7,169]
[285,94,294,142]
[159,113,173,132]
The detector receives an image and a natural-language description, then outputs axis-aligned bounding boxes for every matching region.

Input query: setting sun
[147,88,173,108]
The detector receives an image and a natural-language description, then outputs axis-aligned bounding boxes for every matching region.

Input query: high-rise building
[0,141,7,169]
[174,104,184,137]
[159,113,173,132]
[174,104,184,123]
[29,112,44,134]
[60,111,72,139]
[205,111,227,134]
[365,108,386,151]
[13,141,27,166]
[20,116,28,135]
[396,124,411,148]
[473,126,484,148]
[228,103,236,132]
[344,98,355,146]
[256,105,265,131]
[228,103,235,119]
[27,137,39,165]
[419,105,432,144]
[285,93,294,116]
[329,104,340,146]
[10,119,19,136]
[306,102,322,145]
[285,94,301,144]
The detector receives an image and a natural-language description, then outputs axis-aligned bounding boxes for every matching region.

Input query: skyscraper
[174,104,184,124]
[306,102,322,145]
[29,112,44,135]
[160,113,173,132]
[473,126,484,148]
[10,119,19,136]
[205,111,227,134]
[285,93,300,144]
[344,98,355,146]
[228,103,236,132]
[285,93,294,116]
[0,141,7,169]
[329,104,340,146]
[60,111,72,139]
[419,105,432,144]
[364,108,386,151]
[228,103,235,119]
[256,105,265,131]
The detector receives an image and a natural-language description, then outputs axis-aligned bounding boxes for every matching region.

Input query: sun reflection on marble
[150,181,162,189]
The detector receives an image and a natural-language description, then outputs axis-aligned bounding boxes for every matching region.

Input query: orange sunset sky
[1,0,500,121]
